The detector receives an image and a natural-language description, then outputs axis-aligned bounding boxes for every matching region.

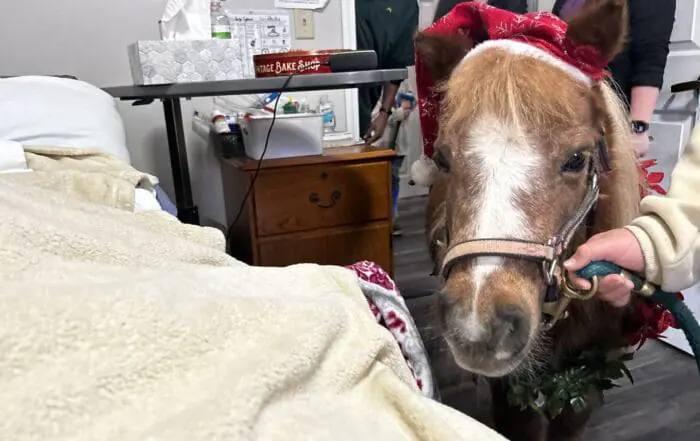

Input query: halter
[436,136,612,331]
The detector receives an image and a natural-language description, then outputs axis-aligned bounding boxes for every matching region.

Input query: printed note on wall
[228,11,292,78]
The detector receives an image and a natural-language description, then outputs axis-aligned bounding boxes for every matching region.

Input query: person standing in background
[554,0,676,157]
[356,0,419,144]
[356,0,419,236]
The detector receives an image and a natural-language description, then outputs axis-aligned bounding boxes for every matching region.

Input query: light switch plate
[293,9,315,40]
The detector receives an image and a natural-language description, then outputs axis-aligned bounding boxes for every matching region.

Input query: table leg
[162,98,199,225]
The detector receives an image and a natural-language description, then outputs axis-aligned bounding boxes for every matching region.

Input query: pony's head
[417,0,640,377]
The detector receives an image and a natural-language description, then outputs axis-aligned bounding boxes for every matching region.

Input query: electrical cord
[226,74,295,252]
[224,57,345,253]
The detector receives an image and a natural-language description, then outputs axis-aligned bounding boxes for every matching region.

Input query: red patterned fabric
[416,2,608,158]
[346,261,435,398]
[348,260,398,292]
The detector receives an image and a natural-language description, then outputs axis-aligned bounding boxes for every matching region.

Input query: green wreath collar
[506,347,634,419]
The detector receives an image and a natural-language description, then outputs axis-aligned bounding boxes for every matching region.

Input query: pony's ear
[565,0,628,62]
[414,31,474,83]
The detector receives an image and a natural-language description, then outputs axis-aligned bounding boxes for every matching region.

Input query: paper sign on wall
[274,0,329,10]
[229,11,292,78]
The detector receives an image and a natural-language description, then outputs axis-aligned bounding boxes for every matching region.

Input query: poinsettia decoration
[629,293,684,349]
[639,159,668,198]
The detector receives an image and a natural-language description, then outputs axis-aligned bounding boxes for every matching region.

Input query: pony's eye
[561,151,587,173]
[434,150,451,173]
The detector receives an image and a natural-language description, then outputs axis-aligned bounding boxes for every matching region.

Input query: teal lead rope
[578,260,700,374]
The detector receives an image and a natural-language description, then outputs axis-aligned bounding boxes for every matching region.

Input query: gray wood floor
[394,196,700,441]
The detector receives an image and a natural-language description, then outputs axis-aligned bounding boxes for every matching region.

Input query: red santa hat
[411,2,609,187]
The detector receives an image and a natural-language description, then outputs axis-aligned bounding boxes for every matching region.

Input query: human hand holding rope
[564,229,645,307]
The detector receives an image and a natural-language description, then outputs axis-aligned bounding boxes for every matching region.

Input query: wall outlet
[293,9,315,40]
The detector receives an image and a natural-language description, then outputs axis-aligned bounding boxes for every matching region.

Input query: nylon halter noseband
[437,137,612,330]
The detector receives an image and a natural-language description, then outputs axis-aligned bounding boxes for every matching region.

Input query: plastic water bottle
[299,98,310,114]
[210,0,231,39]
[226,113,246,157]
[318,95,336,133]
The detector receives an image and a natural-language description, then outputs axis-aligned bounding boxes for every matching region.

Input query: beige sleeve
[625,125,700,292]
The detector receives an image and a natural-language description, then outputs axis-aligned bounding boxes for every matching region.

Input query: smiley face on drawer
[253,161,391,236]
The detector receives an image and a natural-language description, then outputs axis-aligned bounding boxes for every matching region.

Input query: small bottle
[259,92,280,109]
[283,96,299,114]
[211,111,230,134]
[318,95,336,133]
[227,114,246,157]
[210,0,231,39]
[299,98,310,114]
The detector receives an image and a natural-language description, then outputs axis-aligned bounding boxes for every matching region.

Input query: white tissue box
[128,39,246,85]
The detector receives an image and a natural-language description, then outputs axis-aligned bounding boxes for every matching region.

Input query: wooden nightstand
[221,145,396,274]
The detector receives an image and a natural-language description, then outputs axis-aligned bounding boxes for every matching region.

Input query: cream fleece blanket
[0,148,505,441]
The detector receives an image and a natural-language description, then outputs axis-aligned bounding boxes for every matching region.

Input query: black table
[103,69,408,225]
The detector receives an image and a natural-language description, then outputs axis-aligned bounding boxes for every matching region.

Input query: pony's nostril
[491,305,530,355]
[496,305,526,326]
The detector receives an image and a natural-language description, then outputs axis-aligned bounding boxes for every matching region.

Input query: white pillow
[0,76,131,164]
[0,139,30,174]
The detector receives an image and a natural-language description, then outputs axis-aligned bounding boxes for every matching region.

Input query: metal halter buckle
[561,271,599,300]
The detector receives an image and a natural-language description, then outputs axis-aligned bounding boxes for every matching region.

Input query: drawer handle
[309,190,342,208]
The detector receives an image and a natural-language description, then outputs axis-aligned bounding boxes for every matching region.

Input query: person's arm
[627,0,675,93]
[363,83,400,143]
[381,83,399,112]
[628,86,659,125]
[626,1,676,155]
[625,125,700,293]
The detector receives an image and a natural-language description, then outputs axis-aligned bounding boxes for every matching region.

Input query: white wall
[0,0,350,227]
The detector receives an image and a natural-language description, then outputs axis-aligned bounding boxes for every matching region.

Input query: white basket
[240,113,324,160]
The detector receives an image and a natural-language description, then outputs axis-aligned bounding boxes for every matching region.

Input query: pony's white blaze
[461,117,542,340]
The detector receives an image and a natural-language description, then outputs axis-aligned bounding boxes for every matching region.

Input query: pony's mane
[594,81,640,231]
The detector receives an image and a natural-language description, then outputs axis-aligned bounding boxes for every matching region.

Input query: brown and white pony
[417,1,640,439]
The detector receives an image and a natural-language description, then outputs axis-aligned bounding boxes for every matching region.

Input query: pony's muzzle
[438,293,531,375]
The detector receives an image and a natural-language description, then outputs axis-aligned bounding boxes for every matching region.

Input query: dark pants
[391,155,404,219]
[388,119,406,220]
